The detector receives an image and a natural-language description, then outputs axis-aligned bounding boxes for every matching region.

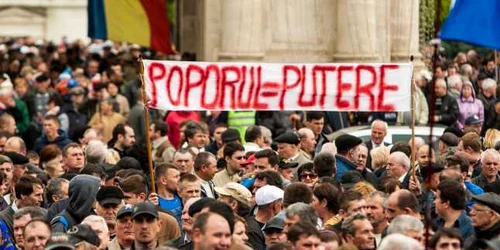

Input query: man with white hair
[386,152,412,189]
[387,214,425,247]
[297,128,316,160]
[365,120,390,170]
[478,78,497,119]
[446,75,463,98]
[85,139,108,166]
[378,233,423,250]
[82,215,110,250]
[431,78,460,127]
[472,149,500,189]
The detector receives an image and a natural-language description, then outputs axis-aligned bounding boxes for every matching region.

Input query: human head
[173,148,195,174]
[255,185,284,219]
[481,78,497,98]
[119,174,147,205]
[429,228,463,250]
[23,219,51,250]
[298,127,317,154]
[370,145,389,171]
[4,136,27,155]
[215,182,252,216]
[178,173,201,204]
[386,152,410,179]
[366,191,388,228]
[40,144,64,178]
[284,203,318,234]
[286,221,321,250]
[458,132,481,154]
[283,182,312,208]
[100,98,115,115]
[232,215,249,246]
[181,197,201,236]
[297,163,318,189]
[480,149,500,179]
[192,212,232,250]
[13,206,46,249]
[435,78,447,97]
[254,170,284,194]
[193,151,217,181]
[469,193,500,231]
[378,234,423,250]
[132,202,162,245]
[254,149,279,173]
[82,215,110,250]
[62,143,85,172]
[306,111,325,137]
[313,152,336,178]
[223,141,246,173]
[354,144,369,171]
[311,183,340,220]
[275,132,301,159]
[436,180,466,218]
[245,125,264,147]
[45,178,69,205]
[338,190,367,219]
[111,124,135,150]
[15,175,44,207]
[335,134,362,162]
[155,163,181,195]
[95,186,125,232]
[150,120,168,141]
[184,122,209,149]
[371,120,388,145]
[85,140,108,165]
[0,113,16,135]
[42,115,60,139]
[341,213,375,250]
[387,215,424,246]
[417,145,435,167]
[386,189,420,222]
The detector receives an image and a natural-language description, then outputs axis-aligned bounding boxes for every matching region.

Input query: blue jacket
[335,155,357,182]
[34,129,73,153]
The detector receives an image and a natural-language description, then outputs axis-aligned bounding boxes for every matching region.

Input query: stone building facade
[0,0,421,65]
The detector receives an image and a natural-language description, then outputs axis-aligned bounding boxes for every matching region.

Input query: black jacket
[465,220,500,250]
[430,93,460,127]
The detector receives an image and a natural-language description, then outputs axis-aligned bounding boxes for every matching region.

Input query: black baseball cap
[117,204,134,219]
[96,186,124,206]
[263,216,284,232]
[132,202,159,219]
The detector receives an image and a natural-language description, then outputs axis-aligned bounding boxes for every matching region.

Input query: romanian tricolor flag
[88,0,174,54]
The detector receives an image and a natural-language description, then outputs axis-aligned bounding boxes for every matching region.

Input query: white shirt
[196,174,215,198]
[398,171,408,183]
[243,142,261,153]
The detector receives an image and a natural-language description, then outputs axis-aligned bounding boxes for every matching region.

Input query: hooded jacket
[33,128,73,153]
[51,175,101,232]
[457,81,484,129]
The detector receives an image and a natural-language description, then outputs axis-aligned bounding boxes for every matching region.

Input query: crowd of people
[0,37,498,250]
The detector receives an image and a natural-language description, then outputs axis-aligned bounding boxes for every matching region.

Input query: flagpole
[410,56,416,178]
[495,50,499,83]
[139,56,156,194]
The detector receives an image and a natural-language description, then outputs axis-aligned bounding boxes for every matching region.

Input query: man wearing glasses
[465,193,500,250]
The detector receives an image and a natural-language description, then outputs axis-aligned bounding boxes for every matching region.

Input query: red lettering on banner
[336,66,354,109]
[354,65,377,110]
[298,65,315,107]
[201,65,220,109]
[185,64,204,107]
[253,66,268,109]
[237,66,252,109]
[166,66,183,106]
[312,66,336,108]
[280,65,301,110]
[147,62,166,108]
[378,64,399,111]
[220,66,240,110]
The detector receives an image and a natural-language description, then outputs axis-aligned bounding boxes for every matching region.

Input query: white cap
[255,185,284,206]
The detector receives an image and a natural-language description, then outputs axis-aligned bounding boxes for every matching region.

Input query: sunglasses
[300,173,318,179]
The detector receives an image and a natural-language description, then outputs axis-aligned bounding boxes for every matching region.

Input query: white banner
[142,60,413,111]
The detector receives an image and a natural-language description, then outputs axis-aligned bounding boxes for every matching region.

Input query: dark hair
[244,125,262,143]
[313,183,340,214]
[15,175,43,200]
[80,164,106,180]
[109,124,127,146]
[283,182,313,207]
[48,94,64,107]
[297,162,315,182]
[39,144,62,165]
[254,149,279,166]
[320,230,339,243]
[429,228,463,249]
[184,122,207,139]
[437,180,466,210]
[287,221,320,244]
[314,152,336,178]
[43,115,60,126]
[339,190,363,211]
[62,143,81,157]
[255,170,283,190]
[390,141,412,157]
[396,190,420,213]
[155,162,179,184]
[194,152,216,172]
[223,141,245,159]
[306,111,324,122]
[120,174,147,195]
[207,201,235,233]
[153,120,169,136]
[193,212,211,233]
[378,176,402,194]
[13,206,46,220]
[268,242,293,250]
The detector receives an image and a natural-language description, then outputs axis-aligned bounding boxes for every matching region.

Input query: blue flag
[440,0,500,50]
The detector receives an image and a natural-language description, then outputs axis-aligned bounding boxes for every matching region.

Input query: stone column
[333,0,390,62]
[390,0,424,69]
[217,0,265,62]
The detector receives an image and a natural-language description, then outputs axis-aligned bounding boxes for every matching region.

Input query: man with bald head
[4,137,26,155]
[297,128,316,160]
[408,137,425,161]
[386,189,421,222]
[416,145,435,167]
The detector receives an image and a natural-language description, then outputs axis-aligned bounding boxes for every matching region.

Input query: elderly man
[341,213,376,250]
[387,215,425,247]
[472,149,500,189]
[365,120,390,170]
[431,78,460,127]
[386,152,412,189]
[275,132,311,169]
[108,205,134,250]
[438,132,459,155]
[334,134,362,182]
[465,193,500,250]
[297,128,316,160]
